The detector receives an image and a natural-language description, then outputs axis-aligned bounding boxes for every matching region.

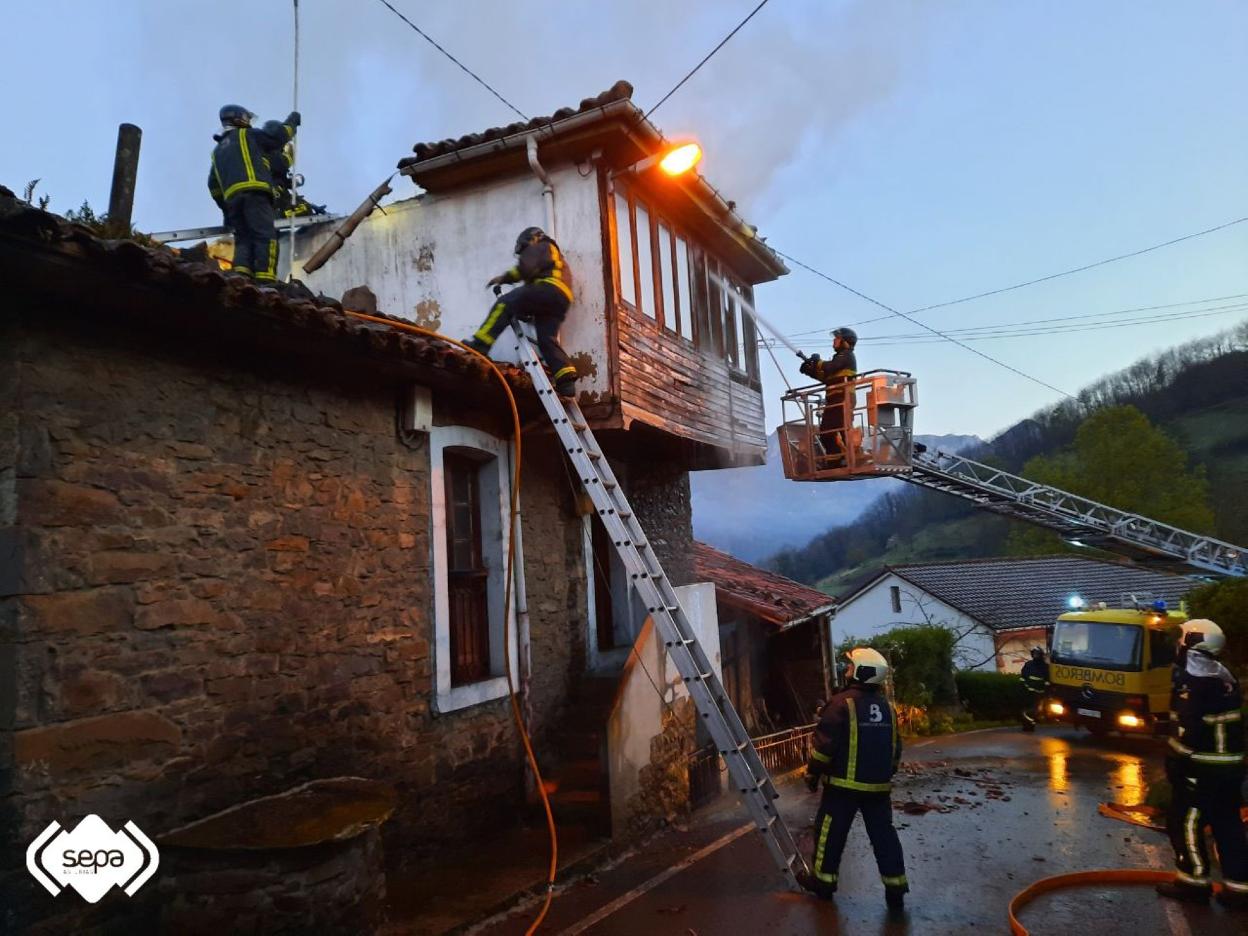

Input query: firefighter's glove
[804,770,820,793]
[798,354,820,379]
[286,110,302,128]
[487,274,508,288]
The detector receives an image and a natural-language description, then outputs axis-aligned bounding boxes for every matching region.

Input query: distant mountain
[690,432,980,563]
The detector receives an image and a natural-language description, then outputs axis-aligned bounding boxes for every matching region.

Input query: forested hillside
[768,322,1248,593]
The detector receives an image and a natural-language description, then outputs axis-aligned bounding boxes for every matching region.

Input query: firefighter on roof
[208,105,301,282]
[799,326,858,463]
[1155,618,1248,909]
[798,647,909,910]
[466,227,578,398]
[1020,646,1049,732]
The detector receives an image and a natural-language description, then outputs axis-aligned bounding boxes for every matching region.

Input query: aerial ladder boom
[777,373,1246,578]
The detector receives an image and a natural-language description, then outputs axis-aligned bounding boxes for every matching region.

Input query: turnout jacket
[497,237,574,302]
[800,348,857,385]
[208,117,297,207]
[1021,658,1049,693]
[807,684,902,792]
[1168,649,1245,778]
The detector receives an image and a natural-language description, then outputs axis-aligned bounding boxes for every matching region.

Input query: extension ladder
[513,326,808,889]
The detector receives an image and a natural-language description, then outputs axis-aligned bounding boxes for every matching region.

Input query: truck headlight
[1117,712,1143,729]
[1047,701,1065,716]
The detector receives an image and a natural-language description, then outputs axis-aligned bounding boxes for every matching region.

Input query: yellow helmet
[845,647,889,686]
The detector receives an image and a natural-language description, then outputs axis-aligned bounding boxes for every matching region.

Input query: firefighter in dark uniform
[465,227,578,398]
[799,326,858,462]
[797,647,909,910]
[208,105,300,282]
[1020,646,1049,732]
[1156,618,1248,909]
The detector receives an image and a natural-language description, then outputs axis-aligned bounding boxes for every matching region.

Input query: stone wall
[622,459,694,587]
[0,315,587,923]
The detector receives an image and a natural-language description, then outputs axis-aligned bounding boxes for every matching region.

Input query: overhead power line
[644,0,772,121]
[848,214,1248,327]
[773,248,1074,398]
[783,292,1248,343]
[374,0,530,121]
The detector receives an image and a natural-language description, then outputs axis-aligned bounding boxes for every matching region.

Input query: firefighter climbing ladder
[513,327,809,889]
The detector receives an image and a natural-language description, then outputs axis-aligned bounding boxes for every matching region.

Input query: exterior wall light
[610,141,703,181]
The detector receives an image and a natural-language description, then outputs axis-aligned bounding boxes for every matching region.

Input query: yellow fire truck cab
[1043,598,1185,734]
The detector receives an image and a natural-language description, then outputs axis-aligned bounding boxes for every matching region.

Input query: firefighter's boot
[795,869,835,901]
[885,884,908,911]
[464,337,489,355]
[1217,887,1248,911]
[1155,879,1211,904]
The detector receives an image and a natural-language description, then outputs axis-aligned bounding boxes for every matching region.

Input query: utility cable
[761,336,795,392]
[644,0,772,121]
[373,0,530,121]
[343,312,556,936]
[848,215,1248,328]
[774,248,1074,398]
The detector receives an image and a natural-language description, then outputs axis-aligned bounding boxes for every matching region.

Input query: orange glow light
[659,142,702,177]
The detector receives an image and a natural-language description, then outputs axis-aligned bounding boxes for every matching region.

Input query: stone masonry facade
[0,311,598,921]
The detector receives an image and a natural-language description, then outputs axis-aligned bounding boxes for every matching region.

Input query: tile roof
[844,556,1196,632]
[0,187,527,391]
[694,542,835,629]
[401,80,635,167]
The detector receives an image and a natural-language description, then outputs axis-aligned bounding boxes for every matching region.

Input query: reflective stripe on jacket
[208,123,295,206]
[807,685,901,793]
[1021,658,1048,692]
[499,237,574,302]
[1168,650,1245,773]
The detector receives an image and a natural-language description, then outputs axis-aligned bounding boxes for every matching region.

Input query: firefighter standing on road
[799,327,858,463]
[208,105,300,283]
[1155,618,1248,909]
[1020,646,1049,732]
[798,647,909,910]
[465,227,578,398]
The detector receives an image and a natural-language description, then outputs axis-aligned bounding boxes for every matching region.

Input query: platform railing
[778,370,918,481]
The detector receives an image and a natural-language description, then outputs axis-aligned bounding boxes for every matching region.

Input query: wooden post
[107,123,142,237]
[818,611,835,699]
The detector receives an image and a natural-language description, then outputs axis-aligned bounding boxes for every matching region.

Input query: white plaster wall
[293,165,611,399]
[831,574,997,672]
[607,582,720,835]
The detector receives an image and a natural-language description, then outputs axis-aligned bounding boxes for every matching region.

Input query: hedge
[956,671,1027,720]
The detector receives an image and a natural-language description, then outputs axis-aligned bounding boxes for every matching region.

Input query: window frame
[609,183,762,381]
[431,425,518,713]
[443,452,490,686]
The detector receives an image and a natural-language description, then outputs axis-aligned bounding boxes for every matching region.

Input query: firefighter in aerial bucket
[465,227,578,398]
[1020,646,1049,732]
[799,326,858,464]
[1155,619,1248,909]
[798,647,909,910]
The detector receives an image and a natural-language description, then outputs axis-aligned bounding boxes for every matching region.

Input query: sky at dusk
[5,1,1246,439]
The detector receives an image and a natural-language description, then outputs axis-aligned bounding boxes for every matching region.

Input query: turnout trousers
[226,191,278,282]
[818,384,849,458]
[811,786,907,895]
[1166,771,1248,894]
[473,282,576,387]
[1021,689,1044,729]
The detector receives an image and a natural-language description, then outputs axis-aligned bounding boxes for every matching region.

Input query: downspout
[526,134,556,237]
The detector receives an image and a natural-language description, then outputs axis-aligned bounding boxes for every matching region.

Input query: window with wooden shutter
[444,452,490,685]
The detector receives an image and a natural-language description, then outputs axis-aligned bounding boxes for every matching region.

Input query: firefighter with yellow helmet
[798,647,908,910]
[1156,618,1248,909]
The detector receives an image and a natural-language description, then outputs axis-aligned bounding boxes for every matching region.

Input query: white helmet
[845,647,889,686]
[1180,619,1225,656]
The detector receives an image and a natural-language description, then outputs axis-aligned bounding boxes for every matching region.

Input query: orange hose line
[344,312,558,934]
[1008,869,1225,936]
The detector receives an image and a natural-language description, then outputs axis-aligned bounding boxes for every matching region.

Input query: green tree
[1007,405,1214,555]
[838,625,958,708]
[1186,577,1248,673]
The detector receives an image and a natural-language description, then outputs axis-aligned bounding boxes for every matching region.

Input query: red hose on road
[1008,869,1225,935]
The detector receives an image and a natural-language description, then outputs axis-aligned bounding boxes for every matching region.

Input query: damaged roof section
[398,80,787,283]
[0,186,528,393]
[694,542,836,630]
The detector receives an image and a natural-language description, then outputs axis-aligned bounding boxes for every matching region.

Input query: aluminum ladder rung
[513,329,807,889]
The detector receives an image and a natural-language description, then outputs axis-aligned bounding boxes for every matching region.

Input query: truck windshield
[1051,620,1142,672]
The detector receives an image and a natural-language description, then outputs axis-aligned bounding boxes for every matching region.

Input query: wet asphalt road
[474,726,1248,936]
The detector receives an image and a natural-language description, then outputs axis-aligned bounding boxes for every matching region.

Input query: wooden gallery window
[444,452,490,685]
